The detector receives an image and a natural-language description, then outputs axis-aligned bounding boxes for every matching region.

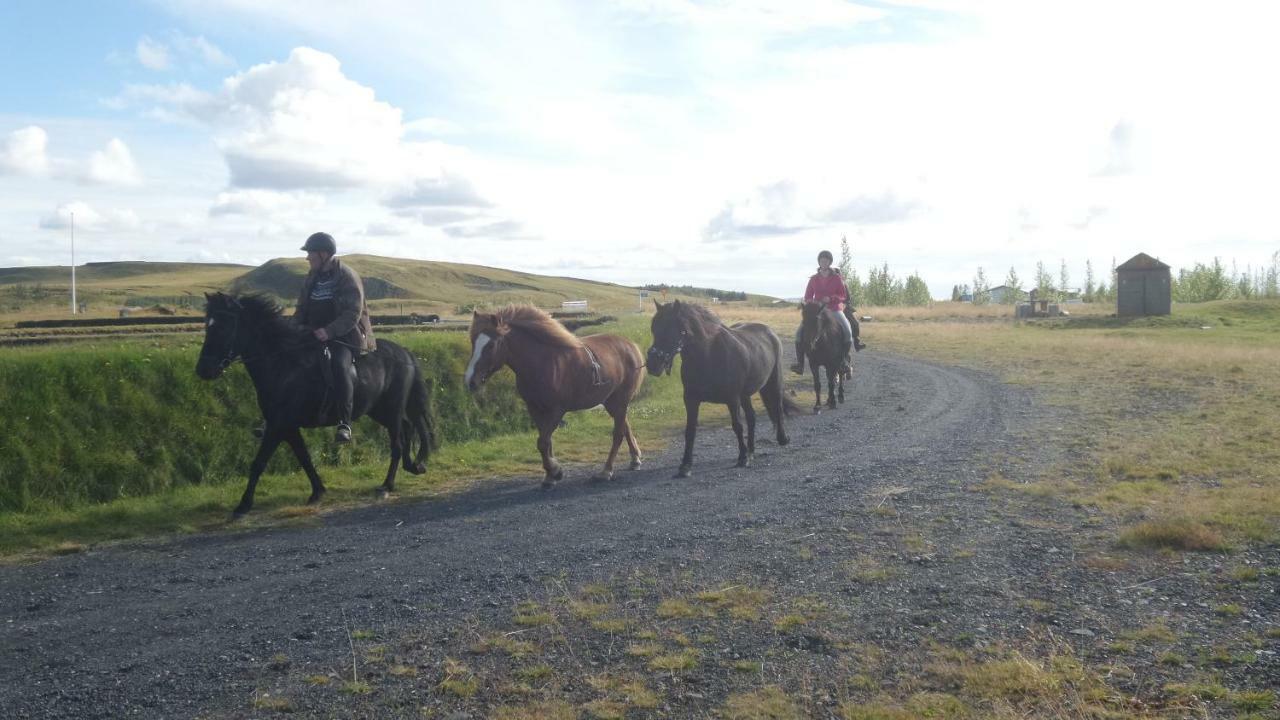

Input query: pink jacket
[804,270,848,312]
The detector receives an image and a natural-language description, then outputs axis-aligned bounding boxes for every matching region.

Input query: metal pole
[70,211,77,314]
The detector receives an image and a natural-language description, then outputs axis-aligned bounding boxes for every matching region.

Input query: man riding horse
[791,249,865,377]
[294,232,375,443]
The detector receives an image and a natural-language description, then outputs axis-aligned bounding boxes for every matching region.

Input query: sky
[2,0,1279,300]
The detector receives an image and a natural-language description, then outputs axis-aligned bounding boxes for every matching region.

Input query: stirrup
[251,422,266,439]
[854,339,867,352]
[335,423,353,444]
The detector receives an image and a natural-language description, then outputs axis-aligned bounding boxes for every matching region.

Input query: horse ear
[672,299,682,307]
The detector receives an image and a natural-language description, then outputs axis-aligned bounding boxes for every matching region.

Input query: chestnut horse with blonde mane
[465,305,646,487]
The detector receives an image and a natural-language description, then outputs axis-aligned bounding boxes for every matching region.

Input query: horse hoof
[407,462,427,475]
[377,488,392,499]
[229,510,248,522]
[541,479,556,490]
[675,466,692,479]
[628,459,642,470]
[777,435,790,446]
[591,471,613,482]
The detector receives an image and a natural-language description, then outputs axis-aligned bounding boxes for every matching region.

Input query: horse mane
[497,304,582,348]
[212,292,308,350]
[674,301,725,335]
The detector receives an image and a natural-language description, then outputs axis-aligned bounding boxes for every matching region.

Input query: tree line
[959,252,1280,305]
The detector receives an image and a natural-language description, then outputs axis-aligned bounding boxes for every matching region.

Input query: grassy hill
[229,255,649,313]
[0,255,774,324]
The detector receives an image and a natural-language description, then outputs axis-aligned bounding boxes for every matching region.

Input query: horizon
[3,2,1280,300]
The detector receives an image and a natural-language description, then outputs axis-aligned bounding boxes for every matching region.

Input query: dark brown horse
[465,305,646,487]
[645,300,796,478]
[796,301,846,411]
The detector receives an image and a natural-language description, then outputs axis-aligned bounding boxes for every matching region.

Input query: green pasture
[874,298,1280,549]
[0,315,710,557]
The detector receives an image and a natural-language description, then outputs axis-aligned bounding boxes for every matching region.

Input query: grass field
[2,297,1277,560]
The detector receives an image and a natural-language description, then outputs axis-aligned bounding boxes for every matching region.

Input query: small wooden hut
[1116,252,1171,316]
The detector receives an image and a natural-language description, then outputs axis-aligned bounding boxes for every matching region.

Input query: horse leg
[761,364,790,447]
[810,361,822,412]
[624,418,642,470]
[594,410,626,482]
[740,393,757,463]
[677,394,701,478]
[535,408,566,488]
[838,366,845,404]
[282,428,326,506]
[727,398,749,468]
[379,417,403,497]
[826,364,838,409]
[233,432,283,518]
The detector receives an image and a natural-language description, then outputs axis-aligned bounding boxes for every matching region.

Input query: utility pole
[70,211,77,314]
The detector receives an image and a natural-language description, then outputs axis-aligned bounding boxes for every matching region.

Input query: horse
[795,301,846,411]
[464,305,645,487]
[645,299,797,478]
[195,292,437,517]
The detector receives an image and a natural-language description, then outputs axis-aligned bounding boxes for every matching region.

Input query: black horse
[195,292,437,517]
[646,300,796,478]
[795,301,846,411]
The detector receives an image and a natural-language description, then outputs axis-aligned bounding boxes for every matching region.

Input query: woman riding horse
[791,249,865,377]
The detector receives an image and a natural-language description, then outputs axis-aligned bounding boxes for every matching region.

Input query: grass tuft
[1117,518,1227,552]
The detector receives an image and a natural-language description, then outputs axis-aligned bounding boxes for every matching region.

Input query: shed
[1116,252,1171,316]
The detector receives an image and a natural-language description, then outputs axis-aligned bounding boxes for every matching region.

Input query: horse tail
[404,364,438,475]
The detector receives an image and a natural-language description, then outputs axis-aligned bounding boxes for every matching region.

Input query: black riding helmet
[818,249,834,263]
[301,232,337,254]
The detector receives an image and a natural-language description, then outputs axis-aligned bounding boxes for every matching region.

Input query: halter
[646,329,685,366]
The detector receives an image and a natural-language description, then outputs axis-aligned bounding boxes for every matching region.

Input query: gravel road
[2,351,1275,718]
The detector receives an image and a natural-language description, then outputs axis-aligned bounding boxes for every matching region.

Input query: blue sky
[2,1,1279,299]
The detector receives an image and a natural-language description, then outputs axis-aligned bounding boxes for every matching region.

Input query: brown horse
[465,305,646,487]
[646,300,796,478]
[796,301,846,411]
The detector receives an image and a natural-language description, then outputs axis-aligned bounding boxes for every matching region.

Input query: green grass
[875,298,1280,548]
[0,314,717,557]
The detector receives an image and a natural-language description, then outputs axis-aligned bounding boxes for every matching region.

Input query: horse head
[801,301,829,353]
[465,311,510,391]
[646,299,686,376]
[196,292,248,379]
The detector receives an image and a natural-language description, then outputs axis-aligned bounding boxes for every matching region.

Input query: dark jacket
[294,257,376,353]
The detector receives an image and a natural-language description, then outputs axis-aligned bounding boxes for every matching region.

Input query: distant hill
[0,255,771,318]
[230,255,652,312]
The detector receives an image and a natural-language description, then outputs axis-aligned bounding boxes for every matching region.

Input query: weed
[516,664,554,682]
[590,618,630,633]
[491,700,577,720]
[1231,690,1275,712]
[1229,566,1261,582]
[340,681,372,695]
[655,598,697,619]
[304,675,330,686]
[1157,652,1186,666]
[1214,604,1244,617]
[648,649,698,672]
[1117,518,1228,552]
[625,642,661,658]
[722,686,805,719]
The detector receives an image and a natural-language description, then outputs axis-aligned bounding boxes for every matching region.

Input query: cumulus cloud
[136,36,171,70]
[703,181,813,242]
[85,138,142,185]
[209,189,324,216]
[38,201,140,231]
[0,126,50,176]
[383,173,490,209]
[822,191,919,224]
[442,220,531,240]
[135,32,232,71]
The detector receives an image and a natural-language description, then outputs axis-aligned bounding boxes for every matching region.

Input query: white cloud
[136,36,171,70]
[85,138,142,185]
[38,201,140,231]
[0,126,50,176]
[209,189,324,216]
[383,173,490,209]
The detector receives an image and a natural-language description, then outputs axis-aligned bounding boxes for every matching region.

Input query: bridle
[199,308,243,371]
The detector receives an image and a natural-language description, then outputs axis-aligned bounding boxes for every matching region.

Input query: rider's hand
[820,295,830,304]
[313,328,330,342]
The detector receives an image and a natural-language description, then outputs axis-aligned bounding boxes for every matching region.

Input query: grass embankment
[868,298,1280,550]
[0,315,724,557]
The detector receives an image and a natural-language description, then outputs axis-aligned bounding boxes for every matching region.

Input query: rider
[791,249,865,376]
[294,232,375,443]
